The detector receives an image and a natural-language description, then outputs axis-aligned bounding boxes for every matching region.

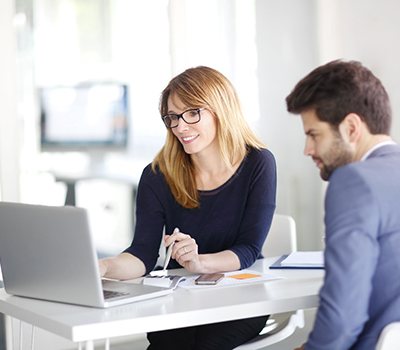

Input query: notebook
[270,251,324,270]
[0,202,173,308]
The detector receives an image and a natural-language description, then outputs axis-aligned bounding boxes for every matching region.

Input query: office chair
[375,322,400,350]
[234,214,305,349]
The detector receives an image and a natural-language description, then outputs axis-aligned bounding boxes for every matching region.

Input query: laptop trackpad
[102,279,169,300]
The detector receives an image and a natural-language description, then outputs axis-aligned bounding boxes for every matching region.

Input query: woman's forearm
[100,252,146,280]
[198,250,241,273]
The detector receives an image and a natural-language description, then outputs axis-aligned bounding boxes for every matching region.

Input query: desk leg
[105,338,110,350]
[8,318,35,350]
[4,316,13,350]
[64,182,77,206]
[84,340,94,350]
[7,318,22,350]
[19,320,22,349]
[0,314,5,350]
[78,338,108,350]
[30,325,36,349]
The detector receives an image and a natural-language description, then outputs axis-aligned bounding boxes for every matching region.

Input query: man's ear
[339,113,363,143]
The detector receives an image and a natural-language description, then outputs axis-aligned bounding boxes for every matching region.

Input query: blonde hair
[152,66,265,208]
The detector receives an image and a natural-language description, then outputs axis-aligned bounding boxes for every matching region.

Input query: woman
[100,66,276,349]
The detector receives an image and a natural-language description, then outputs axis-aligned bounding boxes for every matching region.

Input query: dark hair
[286,60,392,134]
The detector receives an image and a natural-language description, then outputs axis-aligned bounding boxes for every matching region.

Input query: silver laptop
[0,202,173,308]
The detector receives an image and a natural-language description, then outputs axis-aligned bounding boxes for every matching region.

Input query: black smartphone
[195,273,224,285]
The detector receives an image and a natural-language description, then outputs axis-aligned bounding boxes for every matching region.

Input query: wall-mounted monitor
[39,82,129,152]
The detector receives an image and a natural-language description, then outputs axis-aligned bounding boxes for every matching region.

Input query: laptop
[0,202,173,308]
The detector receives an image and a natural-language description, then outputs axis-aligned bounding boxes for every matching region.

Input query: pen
[163,227,179,271]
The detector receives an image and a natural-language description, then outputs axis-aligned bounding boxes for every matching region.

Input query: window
[18,0,260,203]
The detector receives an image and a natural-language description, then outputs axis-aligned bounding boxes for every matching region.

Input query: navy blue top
[125,147,277,274]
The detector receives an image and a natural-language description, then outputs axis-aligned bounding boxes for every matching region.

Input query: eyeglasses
[162,108,204,128]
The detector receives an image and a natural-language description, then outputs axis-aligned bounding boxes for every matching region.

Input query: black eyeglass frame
[161,108,205,129]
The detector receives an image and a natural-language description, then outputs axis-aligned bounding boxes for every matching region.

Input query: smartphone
[195,273,224,285]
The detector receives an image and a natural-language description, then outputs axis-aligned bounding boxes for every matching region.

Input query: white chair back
[376,322,400,350]
[234,213,303,350]
[262,214,297,257]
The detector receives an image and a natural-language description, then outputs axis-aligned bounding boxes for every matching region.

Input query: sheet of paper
[281,251,324,267]
[179,269,283,289]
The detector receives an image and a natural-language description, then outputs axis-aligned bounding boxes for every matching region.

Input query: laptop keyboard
[103,289,129,300]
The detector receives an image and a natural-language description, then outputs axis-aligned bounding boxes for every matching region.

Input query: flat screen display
[40,82,129,151]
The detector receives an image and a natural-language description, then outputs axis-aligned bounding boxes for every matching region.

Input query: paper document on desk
[281,251,324,268]
[179,269,282,289]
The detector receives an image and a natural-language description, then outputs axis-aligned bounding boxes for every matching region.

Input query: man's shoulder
[327,148,400,204]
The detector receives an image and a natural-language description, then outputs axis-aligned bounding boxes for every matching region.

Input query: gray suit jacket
[306,144,400,350]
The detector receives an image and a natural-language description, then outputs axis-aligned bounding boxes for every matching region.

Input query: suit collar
[366,142,400,159]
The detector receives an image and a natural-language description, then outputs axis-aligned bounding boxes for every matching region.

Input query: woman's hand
[164,229,202,273]
[164,229,241,274]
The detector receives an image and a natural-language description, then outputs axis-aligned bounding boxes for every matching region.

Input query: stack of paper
[281,251,324,268]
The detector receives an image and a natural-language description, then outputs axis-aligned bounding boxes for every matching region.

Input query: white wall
[255,0,400,250]
[317,0,400,142]
[0,0,20,202]
[255,0,324,250]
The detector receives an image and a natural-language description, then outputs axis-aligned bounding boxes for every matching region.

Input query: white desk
[0,258,323,349]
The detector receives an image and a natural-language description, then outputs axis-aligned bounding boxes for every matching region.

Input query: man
[286,60,400,349]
